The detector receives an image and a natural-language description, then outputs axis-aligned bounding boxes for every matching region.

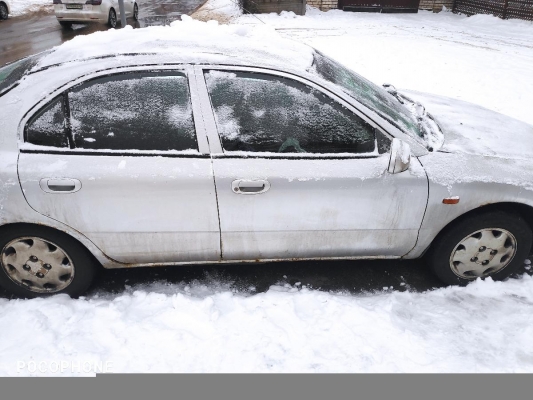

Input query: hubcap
[1,237,75,293]
[449,228,517,279]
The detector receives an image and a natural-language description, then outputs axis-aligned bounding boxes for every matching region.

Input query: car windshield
[0,51,52,97]
[312,51,424,142]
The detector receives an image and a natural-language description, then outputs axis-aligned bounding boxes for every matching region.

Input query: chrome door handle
[232,179,270,195]
[39,178,82,194]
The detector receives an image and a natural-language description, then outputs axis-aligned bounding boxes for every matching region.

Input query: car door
[17,69,221,264]
[198,67,429,261]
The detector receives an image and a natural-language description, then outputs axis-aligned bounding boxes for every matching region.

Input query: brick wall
[419,0,454,10]
[308,0,454,11]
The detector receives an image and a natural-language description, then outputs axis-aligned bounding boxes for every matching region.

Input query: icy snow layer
[34,17,314,74]
[8,0,52,16]
[2,275,533,375]
[234,8,533,128]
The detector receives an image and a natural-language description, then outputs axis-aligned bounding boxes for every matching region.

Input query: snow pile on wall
[2,274,533,375]
[8,0,52,16]
[191,0,243,24]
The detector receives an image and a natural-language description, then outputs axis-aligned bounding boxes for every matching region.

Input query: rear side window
[204,70,375,154]
[0,52,51,97]
[68,72,197,151]
[25,96,69,148]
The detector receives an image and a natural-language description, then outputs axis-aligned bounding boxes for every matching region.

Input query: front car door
[18,68,220,264]
[197,67,429,261]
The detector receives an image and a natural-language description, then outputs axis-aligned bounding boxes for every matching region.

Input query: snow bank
[191,0,243,24]
[2,274,533,375]
[8,0,52,16]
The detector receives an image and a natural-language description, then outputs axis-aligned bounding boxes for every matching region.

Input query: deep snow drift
[2,274,533,375]
[8,0,52,16]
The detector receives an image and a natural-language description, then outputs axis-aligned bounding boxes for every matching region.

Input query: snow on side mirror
[388,138,411,174]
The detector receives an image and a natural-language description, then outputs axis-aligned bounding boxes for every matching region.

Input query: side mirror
[388,138,411,174]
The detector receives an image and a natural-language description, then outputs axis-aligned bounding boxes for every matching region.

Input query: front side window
[25,96,68,148]
[205,70,376,154]
[68,72,197,151]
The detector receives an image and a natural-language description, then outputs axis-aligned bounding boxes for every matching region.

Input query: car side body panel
[406,152,533,258]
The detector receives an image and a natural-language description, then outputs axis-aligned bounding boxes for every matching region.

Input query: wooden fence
[454,0,533,21]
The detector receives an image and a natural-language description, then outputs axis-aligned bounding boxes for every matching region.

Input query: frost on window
[69,73,197,151]
[205,71,375,154]
[312,51,422,140]
[26,96,68,148]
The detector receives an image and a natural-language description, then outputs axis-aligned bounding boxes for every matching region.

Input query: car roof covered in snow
[30,18,316,74]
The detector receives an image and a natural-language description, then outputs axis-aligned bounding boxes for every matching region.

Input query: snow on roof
[33,16,315,73]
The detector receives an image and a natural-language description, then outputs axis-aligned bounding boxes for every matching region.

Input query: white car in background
[54,0,138,28]
[0,0,10,20]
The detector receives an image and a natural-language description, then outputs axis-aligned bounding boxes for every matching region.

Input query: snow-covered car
[0,0,10,20]
[53,0,138,28]
[0,24,532,298]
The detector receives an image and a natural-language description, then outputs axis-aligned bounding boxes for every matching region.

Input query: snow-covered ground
[233,7,533,126]
[8,0,52,16]
[2,273,533,375]
[2,6,533,375]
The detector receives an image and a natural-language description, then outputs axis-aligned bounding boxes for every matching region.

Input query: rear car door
[199,67,428,261]
[17,69,221,264]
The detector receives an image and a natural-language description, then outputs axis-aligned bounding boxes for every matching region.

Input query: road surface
[0,0,205,66]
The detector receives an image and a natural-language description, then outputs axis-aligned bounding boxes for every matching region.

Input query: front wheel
[428,211,532,285]
[108,8,117,28]
[0,3,9,20]
[0,225,98,298]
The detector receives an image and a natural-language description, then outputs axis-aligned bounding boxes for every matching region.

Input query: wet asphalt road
[0,0,205,66]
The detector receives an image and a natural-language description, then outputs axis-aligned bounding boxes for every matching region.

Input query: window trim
[195,65,391,159]
[19,65,210,155]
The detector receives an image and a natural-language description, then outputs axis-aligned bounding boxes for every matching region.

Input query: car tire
[108,8,117,28]
[0,3,8,20]
[133,3,139,21]
[59,21,73,29]
[0,225,99,298]
[427,211,532,286]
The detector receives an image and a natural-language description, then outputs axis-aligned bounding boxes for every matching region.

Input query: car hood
[399,90,533,160]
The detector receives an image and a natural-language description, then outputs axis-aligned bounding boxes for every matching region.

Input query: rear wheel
[0,225,98,298]
[428,211,532,285]
[133,3,139,21]
[59,21,73,28]
[0,3,8,20]
[108,8,117,28]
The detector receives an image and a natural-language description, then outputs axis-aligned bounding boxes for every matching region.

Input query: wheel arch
[423,202,533,257]
[0,222,108,269]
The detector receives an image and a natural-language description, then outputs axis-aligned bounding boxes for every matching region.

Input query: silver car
[0,36,532,298]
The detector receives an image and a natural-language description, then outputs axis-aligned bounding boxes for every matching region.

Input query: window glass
[25,96,68,148]
[312,51,423,141]
[68,72,197,151]
[0,51,52,97]
[205,71,376,154]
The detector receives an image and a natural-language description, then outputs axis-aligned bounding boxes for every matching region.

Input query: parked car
[0,0,10,20]
[0,31,532,298]
[53,0,138,28]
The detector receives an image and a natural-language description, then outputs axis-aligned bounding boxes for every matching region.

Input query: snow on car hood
[399,90,533,160]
